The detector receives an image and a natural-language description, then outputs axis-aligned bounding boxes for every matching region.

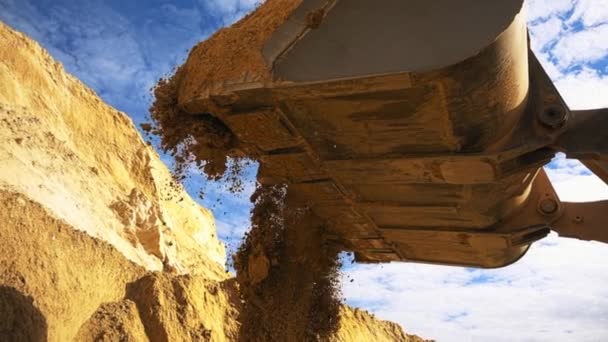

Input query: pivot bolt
[538,106,567,129]
[539,197,559,215]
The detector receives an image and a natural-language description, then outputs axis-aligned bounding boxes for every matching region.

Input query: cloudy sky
[1,0,607,341]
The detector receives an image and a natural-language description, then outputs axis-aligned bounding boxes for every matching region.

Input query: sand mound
[0,188,240,341]
[0,190,144,341]
[125,273,240,341]
[0,19,425,342]
[75,300,148,342]
[0,21,225,277]
[332,308,427,342]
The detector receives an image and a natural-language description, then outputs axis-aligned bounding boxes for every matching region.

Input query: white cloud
[206,0,260,14]
[568,0,608,26]
[201,0,262,26]
[545,153,592,183]
[0,0,214,122]
[528,0,608,88]
[553,24,608,69]
[526,0,573,22]
[0,0,150,112]
[529,16,563,52]
[547,155,608,201]
[555,67,608,109]
[552,174,608,202]
[343,234,608,341]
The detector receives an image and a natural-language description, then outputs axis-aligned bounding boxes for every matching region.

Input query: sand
[177,0,304,105]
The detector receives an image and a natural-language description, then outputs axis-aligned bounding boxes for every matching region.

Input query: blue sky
[1,1,607,341]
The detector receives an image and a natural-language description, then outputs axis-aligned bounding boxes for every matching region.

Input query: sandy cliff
[0,21,423,341]
[0,21,226,276]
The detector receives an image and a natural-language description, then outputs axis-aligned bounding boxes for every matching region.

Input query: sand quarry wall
[0,21,421,341]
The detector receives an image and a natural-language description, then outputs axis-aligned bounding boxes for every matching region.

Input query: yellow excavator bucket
[173,0,608,267]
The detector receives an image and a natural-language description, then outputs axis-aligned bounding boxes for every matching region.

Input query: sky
[1,0,607,341]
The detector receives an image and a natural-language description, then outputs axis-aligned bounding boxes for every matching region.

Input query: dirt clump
[145,1,348,338]
[145,0,309,186]
[0,189,239,342]
[0,190,146,341]
[148,71,240,181]
[333,308,431,342]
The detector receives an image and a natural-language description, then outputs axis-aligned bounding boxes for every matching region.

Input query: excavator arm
[554,107,608,184]
[514,51,608,245]
[495,52,608,246]
[550,107,608,244]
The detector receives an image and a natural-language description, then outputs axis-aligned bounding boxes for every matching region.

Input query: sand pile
[0,20,237,341]
[0,16,425,342]
[0,190,240,341]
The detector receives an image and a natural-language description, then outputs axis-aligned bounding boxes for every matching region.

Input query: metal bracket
[497,166,608,245]
[552,201,608,243]
[553,107,608,184]
[512,52,608,245]
[548,107,608,243]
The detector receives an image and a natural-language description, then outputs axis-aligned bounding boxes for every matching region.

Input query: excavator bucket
[176,0,608,267]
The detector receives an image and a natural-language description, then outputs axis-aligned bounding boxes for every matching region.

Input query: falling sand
[148,83,343,341]
[147,54,343,342]
[143,1,361,339]
[234,184,341,341]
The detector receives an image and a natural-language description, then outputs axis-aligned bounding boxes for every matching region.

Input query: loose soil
[175,0,304,106]
[147,71,239,181]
